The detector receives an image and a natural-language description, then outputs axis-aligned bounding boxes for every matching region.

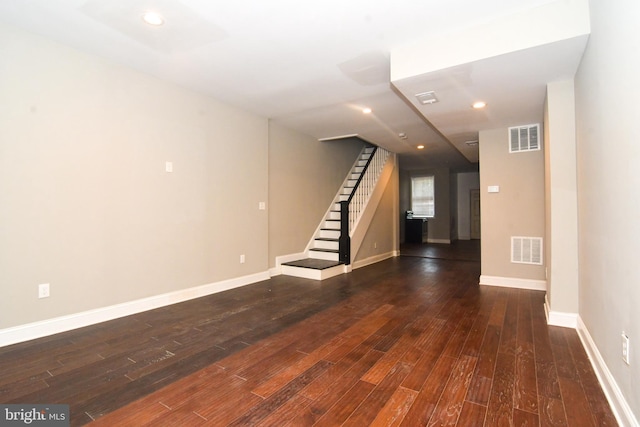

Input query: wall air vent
[511,236,543,265]
[509,124,540,153]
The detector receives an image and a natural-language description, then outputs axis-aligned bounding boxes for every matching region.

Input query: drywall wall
[354,162,399,263]
[399,167,451,243]
[479,128,545,282]
[0,24,268,329]
[267,123,364,266]
[457,172,480,240]
[574,0,640,419]
[544,80,579,315]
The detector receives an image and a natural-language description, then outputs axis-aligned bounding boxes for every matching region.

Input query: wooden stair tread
[310,248,339,253]
[281,258,343,270]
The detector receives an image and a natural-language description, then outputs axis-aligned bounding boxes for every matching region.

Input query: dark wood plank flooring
[0,241,617,426]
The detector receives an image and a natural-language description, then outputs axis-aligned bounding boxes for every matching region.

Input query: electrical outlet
[38,283,50,299]
[622,333,630,365]
[240,254,245,264]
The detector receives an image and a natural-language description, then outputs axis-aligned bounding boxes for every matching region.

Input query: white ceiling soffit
[390,0,590,166]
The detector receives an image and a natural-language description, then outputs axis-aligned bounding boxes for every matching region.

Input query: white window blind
[411,176,435,217]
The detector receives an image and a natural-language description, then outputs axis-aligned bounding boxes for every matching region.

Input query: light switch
[165,162,173,173]
[488,185,500,193]
[259,202,266,210]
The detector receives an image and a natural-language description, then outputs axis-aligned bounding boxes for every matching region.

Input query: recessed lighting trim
[417,145,425,150]
[362,107,372,114]
[142,11,165,26]
[472,101,487,109]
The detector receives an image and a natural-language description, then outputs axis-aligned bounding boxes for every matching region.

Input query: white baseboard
[479,275,547,291]
[271,252,307,277]
[0,271,270,348]
[427,238,451,244]
[577,316,640,427]
[352,251,398,270]
[544,294,578,328]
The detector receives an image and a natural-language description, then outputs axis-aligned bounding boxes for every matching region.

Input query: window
[411,176,435,217]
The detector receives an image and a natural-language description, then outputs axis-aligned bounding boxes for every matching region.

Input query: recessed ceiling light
[362,107,372,114]
[472,101,487,109]
[142,11,164,26]
[417,145,425,150]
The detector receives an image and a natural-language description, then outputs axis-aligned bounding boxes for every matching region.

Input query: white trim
[576,316,640,427]
[352,251,398,270]
[280,264,346,281]
[271,252,307,276]
[544,294,578,328]
[0,271,270,348]
[427,238,452,244]
[479,275,547,291]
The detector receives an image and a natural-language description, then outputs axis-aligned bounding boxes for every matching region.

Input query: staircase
[281,145,390,280]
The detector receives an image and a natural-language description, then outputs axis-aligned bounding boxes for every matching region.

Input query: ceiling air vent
[509,124,540,153]
[511,236,543,265]
[415,91,438,105]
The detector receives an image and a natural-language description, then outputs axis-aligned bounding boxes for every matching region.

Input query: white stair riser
[354,166,364,173]
[324,220,340,229]
[338,195,348,201]
[314,240,339,250]
[361,154,371,160]
[347,179,358,187]
[319,229,340,239]
[309,250,339,261]
[357,160,367,166]
[350,173,360,180]
[328,211,341,220]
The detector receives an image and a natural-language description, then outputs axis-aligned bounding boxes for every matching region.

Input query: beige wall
[267,123,364,266]
[575,0,640,417]
[399,167,451,243]
[544,80,579,314]
[479,128,545,281]
[0,24,269,328]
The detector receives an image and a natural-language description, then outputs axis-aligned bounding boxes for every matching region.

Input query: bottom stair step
[281,258,346,280]
[282,258,343,270]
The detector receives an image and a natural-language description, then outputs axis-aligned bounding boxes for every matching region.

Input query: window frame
[410,175,435,218]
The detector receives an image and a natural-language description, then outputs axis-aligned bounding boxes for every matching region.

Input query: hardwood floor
[0,242,617,426]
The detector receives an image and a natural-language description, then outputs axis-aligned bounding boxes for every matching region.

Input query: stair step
[314,238,339,250]
[282,258,342,270]
[309,248,340,261]
[281,258,345,280]
[320,229,340,238]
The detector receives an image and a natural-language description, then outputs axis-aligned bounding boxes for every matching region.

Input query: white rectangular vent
[509,124,540,153]
[511,236,543,265]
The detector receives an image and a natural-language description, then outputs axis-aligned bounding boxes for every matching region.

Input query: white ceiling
[0,0,588,171]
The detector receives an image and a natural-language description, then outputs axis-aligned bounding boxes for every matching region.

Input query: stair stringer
[349,152,396,264]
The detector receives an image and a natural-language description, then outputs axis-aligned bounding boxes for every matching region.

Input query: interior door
[470,189,481,239]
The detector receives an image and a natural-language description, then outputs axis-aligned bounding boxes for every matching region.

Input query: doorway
[470,189,481,239]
